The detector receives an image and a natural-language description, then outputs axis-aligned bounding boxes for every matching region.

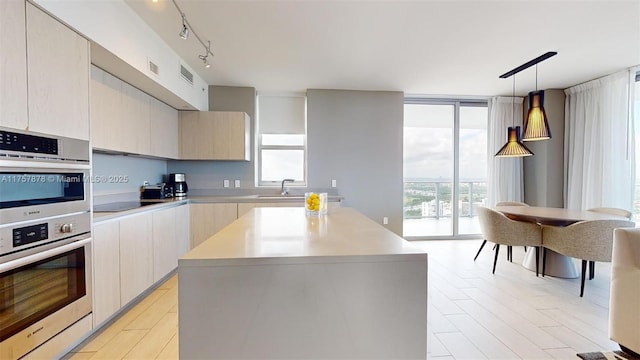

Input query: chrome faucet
[281,179,295,195]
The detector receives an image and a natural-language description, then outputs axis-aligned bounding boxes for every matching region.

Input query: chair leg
[535,246,540,277]
[588,261,595,280]
[493,244,500,274]
[524,246,527,252]
[473,240,487,261]
[542,248,547,277]
[580,260,587,297]
[507,246,512,262]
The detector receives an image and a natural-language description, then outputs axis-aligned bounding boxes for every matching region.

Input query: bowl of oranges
[305,192,327,216]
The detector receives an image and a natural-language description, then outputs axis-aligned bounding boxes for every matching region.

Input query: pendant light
[495,75,534,157]
[523,64,552,141]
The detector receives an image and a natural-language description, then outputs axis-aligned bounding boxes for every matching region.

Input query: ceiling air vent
[148,59,159,77]
[180,64,194,86]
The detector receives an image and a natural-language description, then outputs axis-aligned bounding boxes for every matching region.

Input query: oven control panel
[0,212,90,260]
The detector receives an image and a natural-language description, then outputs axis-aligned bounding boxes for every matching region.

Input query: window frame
[256,93,308,187]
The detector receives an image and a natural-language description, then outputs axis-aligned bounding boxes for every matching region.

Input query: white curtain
[487,96,525,207]
[564,70,635,211]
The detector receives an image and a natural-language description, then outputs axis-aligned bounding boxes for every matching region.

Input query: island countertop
[181,206,426,265]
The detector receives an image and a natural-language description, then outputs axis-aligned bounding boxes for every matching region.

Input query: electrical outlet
[234,180,240,188]
[223,180,229,188]
[331,179,337,188]
[383,217,388,225]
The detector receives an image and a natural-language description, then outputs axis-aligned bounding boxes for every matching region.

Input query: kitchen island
[178,207,428,359]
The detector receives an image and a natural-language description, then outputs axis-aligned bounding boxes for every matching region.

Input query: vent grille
[180,64,194,85]
[148,60,159,76]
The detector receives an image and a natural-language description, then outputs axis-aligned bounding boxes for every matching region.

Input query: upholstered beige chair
[474,201,530,262]
[609,227,640,358]
[541,219,635,297]
[587,207,633,220]
[476,207,542,275]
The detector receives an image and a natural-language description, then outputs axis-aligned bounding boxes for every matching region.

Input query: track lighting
[179,14,189,40]
[172,0,214,68]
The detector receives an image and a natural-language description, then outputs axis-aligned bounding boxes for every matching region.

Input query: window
[403,99,488,239]
[256,93,307,186]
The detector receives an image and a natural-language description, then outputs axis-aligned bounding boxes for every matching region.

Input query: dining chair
[541,219,635,297]
[474,201,530,262]
[476,207,542,275]
[583,208,633,279]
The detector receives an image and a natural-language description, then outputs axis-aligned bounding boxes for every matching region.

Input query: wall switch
[383,217,388,225]
[331,179,337,188]
[234,180,240,188]
[223,180,229,188]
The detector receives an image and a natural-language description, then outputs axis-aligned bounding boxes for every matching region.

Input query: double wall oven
[0,127,91,359]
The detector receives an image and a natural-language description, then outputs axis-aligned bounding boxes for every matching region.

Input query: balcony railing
[403,180,487,220]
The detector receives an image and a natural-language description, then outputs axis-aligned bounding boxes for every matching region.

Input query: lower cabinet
[189,203,238,248]
[92,204,189,327]
[119,212,153,305]
[152,205,189,282]
[92,220,121,327]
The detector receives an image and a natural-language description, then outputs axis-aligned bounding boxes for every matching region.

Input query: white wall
[33,0,208,110]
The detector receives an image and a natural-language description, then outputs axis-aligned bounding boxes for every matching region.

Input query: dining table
[494,205,629,278]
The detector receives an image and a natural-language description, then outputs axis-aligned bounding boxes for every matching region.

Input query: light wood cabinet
[25,3,89,140]
[189,203,238,248]
[149,96,179,158]
[0,0,28,131]
[119,212,153,305]
[179,111,251,160]
[90,65,178,158]
[176,204,190,257]
[92,220,121,326]
[152,206,180,282]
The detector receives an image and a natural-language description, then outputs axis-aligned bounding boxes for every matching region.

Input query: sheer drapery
[487,96,525,207]
[564,70,635,211]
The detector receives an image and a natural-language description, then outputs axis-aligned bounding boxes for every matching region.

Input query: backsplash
[92,153,167,198]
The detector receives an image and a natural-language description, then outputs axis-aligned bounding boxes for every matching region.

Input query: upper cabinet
[26,3,89,140]
[0,0,28,130]
[0,2,89,140]
[90,65,178,158]
[179,111,251,161]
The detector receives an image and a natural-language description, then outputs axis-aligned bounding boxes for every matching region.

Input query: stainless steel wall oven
[0,127,91,359]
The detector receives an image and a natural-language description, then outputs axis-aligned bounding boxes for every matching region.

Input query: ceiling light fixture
[499,51,557,142]
[171,0,214,68]
[495,74,534,158]
[179,14,189,40]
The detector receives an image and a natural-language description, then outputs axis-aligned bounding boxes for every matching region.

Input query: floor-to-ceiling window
[633,72,640,222]
[403,99,488,239]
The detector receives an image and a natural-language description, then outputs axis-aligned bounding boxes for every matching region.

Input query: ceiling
[125,0,640,97]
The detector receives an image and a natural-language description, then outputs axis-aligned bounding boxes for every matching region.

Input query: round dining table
[494,205,629,278]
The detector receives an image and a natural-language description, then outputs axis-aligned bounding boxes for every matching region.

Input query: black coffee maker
[168,173,188,198]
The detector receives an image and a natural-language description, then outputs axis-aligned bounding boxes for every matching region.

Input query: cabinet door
[0,0,28,130]
[26,3,89,140]
[90,65,123,150]
[176,204,190,257]
[152,206,178,282]
[179,111,250,160]
[119,213,153,305]
[121,82,150,155]
[189,203,238,248]
[149,97,178,158]
[93,221,121,326]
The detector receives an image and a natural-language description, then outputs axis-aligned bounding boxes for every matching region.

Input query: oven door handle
[0,237,91,272]
[0,159,90,170]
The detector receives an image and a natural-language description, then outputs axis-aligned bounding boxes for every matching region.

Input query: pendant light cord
[512,75,516,126]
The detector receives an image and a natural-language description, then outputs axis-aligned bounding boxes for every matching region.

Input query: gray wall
[307,89,404,235]
[168,86,257,190]
[92,153,167,195]
[523,89,565,207]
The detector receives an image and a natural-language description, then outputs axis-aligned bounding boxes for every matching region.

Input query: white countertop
[181,207,426,265]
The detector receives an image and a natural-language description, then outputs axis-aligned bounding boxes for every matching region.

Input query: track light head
[198,54,210,68]
[179,23,189,40]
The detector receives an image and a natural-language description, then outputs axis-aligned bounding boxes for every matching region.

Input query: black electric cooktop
[93,201,160,212]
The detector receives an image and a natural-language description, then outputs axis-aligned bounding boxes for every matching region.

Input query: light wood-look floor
[66,239,617,359]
